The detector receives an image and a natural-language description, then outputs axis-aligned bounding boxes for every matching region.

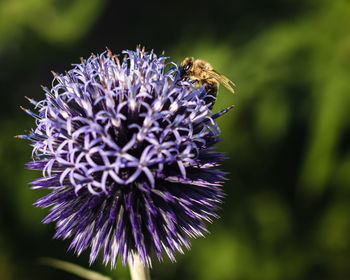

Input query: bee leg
[203,80,218,109]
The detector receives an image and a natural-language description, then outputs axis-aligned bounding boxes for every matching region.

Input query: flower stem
[128,254,151,280]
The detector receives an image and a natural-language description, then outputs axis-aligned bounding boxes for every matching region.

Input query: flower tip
[51,71,61,80]
[24,96,39,106]
[141,45,146,58]
[212,105,235,119]
[20,106,39,118]
[19,105,27,113]
[106,46,113,58]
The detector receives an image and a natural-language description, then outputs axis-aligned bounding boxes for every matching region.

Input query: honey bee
[180,57,235,108]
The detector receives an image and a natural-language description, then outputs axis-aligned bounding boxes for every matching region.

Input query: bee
[180,57,235,108]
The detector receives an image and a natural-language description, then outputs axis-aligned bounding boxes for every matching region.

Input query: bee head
[180,57,194,78]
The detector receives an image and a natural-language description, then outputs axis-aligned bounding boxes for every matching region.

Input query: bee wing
[208,69,235,94]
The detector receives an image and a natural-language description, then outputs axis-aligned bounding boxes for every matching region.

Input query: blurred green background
[1,0,350,279]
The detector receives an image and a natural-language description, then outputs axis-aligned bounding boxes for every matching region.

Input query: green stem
[38,257,111,280]
[128,254,151,280]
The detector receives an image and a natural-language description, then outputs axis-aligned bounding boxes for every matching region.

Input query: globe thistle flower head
[20,47,232,268]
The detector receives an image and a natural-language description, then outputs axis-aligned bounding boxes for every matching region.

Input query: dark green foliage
[1,0,349,279]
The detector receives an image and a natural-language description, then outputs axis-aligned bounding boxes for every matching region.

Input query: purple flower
[19,47,232,268]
